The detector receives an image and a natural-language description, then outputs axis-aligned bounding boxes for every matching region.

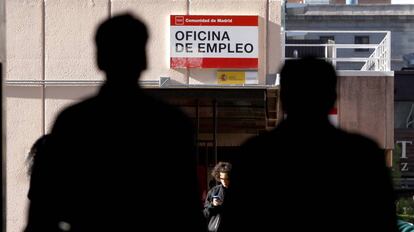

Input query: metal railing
[361,31,391,71]
[284,30,391,71]
[303,0,331,4]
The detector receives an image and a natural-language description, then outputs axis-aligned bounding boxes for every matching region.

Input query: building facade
[286,3,414,196]
[286,4,414,71]
[3,1,396,232]
[4,1,282,231]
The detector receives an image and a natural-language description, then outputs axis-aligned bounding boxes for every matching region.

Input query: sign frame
[170,15,259,69]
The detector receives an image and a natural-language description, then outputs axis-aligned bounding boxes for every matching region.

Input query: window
[319,36,335,43]
[354,35,369,52]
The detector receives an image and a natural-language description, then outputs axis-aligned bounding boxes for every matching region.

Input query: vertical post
[205,141,210,188]
[42,0,46,134]
[213,99,218,165]
[375,47,379,71]
[386,31,391,71]
[385,149,393,168]
[195,100,200,162]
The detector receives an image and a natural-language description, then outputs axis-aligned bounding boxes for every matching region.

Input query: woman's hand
[212,198,222,206]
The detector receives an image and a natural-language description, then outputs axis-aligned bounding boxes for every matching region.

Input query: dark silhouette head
[95,13,148,84]
[280,57,337,119]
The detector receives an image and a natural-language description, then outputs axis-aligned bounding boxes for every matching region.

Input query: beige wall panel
[338,76,392,149]
[6,1,282,231]
[6,0,43,80]
[45,0,108,81]
[111,0,188,83]
[189,0,267,84]
[45,86,100,132]
[0,0,5,62]
[4,87,43,232]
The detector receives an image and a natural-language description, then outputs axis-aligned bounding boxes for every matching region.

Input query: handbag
[208,214,221,232]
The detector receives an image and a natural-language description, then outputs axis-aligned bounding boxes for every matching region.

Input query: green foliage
[397,197,414,224]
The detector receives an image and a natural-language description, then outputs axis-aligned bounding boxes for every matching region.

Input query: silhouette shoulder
[340,130,382,151]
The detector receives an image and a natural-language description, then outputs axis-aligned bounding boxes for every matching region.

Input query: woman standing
[203,162,232,232]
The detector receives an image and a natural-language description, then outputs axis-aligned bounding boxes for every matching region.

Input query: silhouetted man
[25,14,204,232]
[225,57,397,232]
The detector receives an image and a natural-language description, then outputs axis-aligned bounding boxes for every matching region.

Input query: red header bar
[171,57,258,69]
[171,15,258,26]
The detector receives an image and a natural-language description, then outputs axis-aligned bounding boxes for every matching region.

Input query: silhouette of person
[25,14,204,232]
[224,57,398,232]
[26,134,50,178]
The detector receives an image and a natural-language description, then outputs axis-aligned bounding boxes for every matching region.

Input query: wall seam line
[42,0,46,135]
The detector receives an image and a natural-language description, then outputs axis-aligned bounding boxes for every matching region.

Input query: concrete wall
[287,0,391,4]
[338,71,394,149]
[4,1,282,231]
[332,0,391,3]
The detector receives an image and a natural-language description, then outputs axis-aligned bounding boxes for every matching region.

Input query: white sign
[170,15,259,68]
[171,27,258,58]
